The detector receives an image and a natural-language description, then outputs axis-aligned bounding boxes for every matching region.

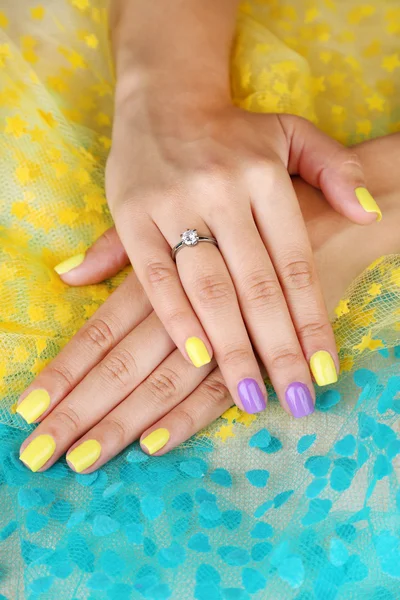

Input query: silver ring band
[172,229,218,261]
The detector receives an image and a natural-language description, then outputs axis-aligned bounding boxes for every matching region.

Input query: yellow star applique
[31,6,45,20]
[215,424,235,442]
[366,94,385,112]
[0,43,11,67]
[236,412,257,427]
[221,406,241,424]
[356,120,372,136]
[38,109,57,128]
[335,299,350,318]
[72,0,89,11]
[28,126,46,143]
[5,115,28,138]
[368,283,382,297]
[340,356,354,372]
[354,332,384,353]
[382,54,400,73]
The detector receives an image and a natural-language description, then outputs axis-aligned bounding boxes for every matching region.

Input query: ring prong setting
[181,229,199,246]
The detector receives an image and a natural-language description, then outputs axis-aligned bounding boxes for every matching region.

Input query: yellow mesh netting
[0,0,400,431]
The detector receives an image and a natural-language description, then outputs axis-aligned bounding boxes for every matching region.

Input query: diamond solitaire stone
[181,229,199,246]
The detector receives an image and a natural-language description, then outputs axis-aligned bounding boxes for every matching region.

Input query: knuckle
[175,406,197,431]
[145,259,175,287]
[48,363,75,389]
[244,271,282,309]
[164,308,187,330]
[298,320,331,340]
[83,318,115,351]
[102,416,127,447]
[220,345,253,368]
[270,347,302,370]
[51,405,81,433]
[200,375,230,407]
[145,367,180,403]
[281,259,314,290]
[99,348,137,388]
[194,274,232,308]
[342,151,362,170]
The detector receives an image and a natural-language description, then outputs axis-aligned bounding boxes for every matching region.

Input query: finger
[249,165,338,391]
[172,223,267,415]
[277,114,382,224]
[63,349,215,473]
[212,205,315,418]
[54,227,129,285]
[19,313,185,473]
[140,369,232,455]
[16,272,151,424]
[116,215,214,369]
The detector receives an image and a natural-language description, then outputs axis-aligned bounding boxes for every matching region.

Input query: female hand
[17,134,398,473]
[75,0,381,416]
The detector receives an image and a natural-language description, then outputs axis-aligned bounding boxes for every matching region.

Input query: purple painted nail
[285,382,314,418]
[237,378,266,414]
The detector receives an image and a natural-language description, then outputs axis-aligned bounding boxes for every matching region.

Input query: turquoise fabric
[1,348,399,599]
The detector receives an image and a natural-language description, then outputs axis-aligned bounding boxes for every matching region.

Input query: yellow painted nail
[310,351,338,387]
[67,440,102,473]
[141,428,170,455]
[20,434,56,472]
[16,389,51,424]
[54,253,85,275]
[185,337,211,368]
[355,188,382,222]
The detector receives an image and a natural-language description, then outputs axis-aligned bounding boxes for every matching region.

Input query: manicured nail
[16,389,51,424]
[237,378,266,414]
[285,382,314,418]
[20,434,56,472]
[185,337,211,368]
[141,428,170,455]
[355,188,382,222]
[67,440,101,473]
[310,351,338,386]
[54,253,85,275]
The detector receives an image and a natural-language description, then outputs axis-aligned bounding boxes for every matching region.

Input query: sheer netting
[0,1,399,599]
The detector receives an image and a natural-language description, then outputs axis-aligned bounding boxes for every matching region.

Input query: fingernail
[310,351,338,386]
[54,253,85,275]
[141,428,170,455]
[67,440,102,473]
[185,337,211,368]
[237,378,266,414]
[285,382,314,418]
[20,434,56,472]
[355,187,382,222]
[16,389,51,424]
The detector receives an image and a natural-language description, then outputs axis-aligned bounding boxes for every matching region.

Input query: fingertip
[355,187,382,222]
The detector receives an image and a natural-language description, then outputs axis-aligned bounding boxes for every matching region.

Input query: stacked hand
[15,132,397,473]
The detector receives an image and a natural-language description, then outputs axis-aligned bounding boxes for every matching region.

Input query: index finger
[16,272,152,424]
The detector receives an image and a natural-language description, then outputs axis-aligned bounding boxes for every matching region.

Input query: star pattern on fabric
[335,300,350,318]
[368,283,382,297]
[236,412,258,427]
[354,332,384,353]
[215,424,235,442]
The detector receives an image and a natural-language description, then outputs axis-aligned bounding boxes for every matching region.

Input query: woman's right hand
[16,134,400,473]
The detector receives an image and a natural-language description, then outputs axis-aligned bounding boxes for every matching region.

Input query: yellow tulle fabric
[0,0,400,431]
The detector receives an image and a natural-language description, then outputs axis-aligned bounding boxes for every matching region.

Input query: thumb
[278,114,382,224]
[54,227,130,286]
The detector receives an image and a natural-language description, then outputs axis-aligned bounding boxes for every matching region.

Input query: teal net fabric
[1,349,399,599]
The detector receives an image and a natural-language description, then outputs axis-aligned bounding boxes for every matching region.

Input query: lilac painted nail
[237,378,266,414]
[285,382,314,418]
